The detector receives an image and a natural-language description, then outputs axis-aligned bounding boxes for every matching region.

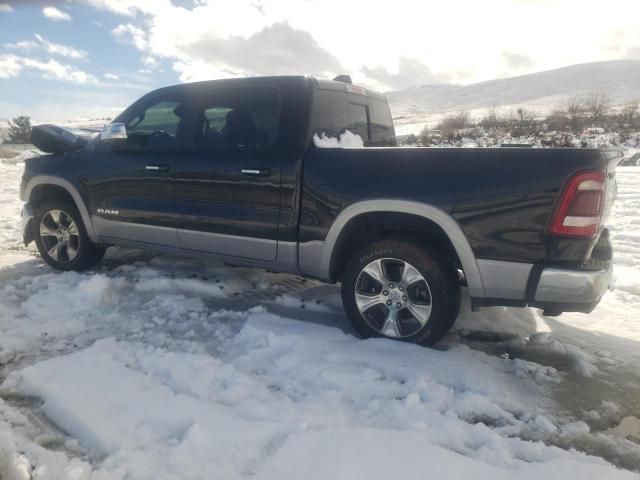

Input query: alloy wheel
[354,258,433,338]
[39,209,80,263]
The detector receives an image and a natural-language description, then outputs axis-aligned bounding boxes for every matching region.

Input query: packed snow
[313,130,364,148]
[0,157,639,479]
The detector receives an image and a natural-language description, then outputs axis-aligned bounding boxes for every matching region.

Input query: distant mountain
[386,60,640,134]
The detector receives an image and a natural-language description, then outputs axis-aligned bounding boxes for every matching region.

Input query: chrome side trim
[93,216,179,247]
[97,237,301,275]
[93,217,297,269]
[178,228,277,261]
[23,176,99,242]
[535,265,613,304]
[302,200,485,297]
[476,259,533,300]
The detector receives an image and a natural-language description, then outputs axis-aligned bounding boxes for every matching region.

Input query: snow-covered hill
[388,60,640,134]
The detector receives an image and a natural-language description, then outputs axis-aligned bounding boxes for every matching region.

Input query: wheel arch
[310,200,485,298]
[24,176,98,243]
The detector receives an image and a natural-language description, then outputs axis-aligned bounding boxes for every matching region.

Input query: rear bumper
[472,261,613,314]
[21,203,34,245]
[530,264,613,314]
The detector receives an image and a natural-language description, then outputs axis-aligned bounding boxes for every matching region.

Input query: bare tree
[433,108,471,140]
[621,99,640,128]
[565,95,584,132]
[545,106,570,131]
[480,106,500,130]
[584,93,610,127]
[511,107,537,136]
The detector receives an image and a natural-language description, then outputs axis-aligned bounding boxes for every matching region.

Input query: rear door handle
[145,164,169,172]
[241,168,270,176]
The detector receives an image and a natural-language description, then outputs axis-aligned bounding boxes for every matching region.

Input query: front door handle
[241,168,270,176]
[145,164,169,172]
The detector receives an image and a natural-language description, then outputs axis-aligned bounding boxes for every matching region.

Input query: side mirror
[100,123,128,144]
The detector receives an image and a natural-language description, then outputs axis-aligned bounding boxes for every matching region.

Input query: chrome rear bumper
[535,265,613,304]
[532,264,613,313]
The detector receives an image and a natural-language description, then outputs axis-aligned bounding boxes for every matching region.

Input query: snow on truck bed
[0,161,639,479]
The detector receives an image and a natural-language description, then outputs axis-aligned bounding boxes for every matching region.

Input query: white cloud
[0,54,97,84]
[141,56,158,67]
[111,23,149,50]
[104,73,120,80]
[362,57,449,91]
[502,51,535,71]
[84,0,640,87]
[0,54,21,79]
[0,3,13,13]
[42,6,72,22]
[4,39,39,51]
[5,35,87,60]
[177,22,342,80]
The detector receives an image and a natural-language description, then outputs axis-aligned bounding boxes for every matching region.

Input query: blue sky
[0,2,178,121]
[0,0,639,122]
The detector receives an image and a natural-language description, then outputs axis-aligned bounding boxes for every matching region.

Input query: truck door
[173,86,282,261]
[88,93,189,248]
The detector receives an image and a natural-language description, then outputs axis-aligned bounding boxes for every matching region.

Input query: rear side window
[194,87,279,150]
[347,103,370,142]
[369,98,396,146]
[311,89,396,146]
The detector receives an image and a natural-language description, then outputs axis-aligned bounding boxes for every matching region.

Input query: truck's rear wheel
[341,238,460,346]
[33,199,105,271]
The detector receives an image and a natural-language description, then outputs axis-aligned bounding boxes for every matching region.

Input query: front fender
[21,175,98,243]
[22,203,34,245]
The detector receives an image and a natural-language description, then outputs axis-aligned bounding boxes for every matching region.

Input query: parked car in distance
[21,75,621,346]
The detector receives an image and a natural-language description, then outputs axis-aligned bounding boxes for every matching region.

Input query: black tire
[341,238,460,346]
[33,198,106,271]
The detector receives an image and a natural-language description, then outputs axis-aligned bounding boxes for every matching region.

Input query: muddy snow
[0,160,639,479]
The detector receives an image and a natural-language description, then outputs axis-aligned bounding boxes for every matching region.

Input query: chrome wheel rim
[355,258,432,338]
[39,210,79,263]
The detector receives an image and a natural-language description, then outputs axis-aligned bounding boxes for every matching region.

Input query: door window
[123,99,186,149]
[194,87,279,150]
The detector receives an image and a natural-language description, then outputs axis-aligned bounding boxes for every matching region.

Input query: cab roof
[148,75,387,102]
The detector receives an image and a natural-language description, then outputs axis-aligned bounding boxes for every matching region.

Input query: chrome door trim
[93,216,179,247]
[177,228,278,261]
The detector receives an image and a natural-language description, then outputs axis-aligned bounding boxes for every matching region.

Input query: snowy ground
[0,159,639,479]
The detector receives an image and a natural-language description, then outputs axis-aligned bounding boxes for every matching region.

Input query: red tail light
[549,170,605,238]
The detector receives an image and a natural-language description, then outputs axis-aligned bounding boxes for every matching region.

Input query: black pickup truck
[20,75,620,346]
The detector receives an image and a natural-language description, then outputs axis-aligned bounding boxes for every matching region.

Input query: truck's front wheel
[341,239,460,346]
[33,199,106,271]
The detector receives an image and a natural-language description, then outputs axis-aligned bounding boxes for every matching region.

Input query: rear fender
[301,200,486,298]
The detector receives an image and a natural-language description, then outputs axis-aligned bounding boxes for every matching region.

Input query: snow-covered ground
[0,159,639,479]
